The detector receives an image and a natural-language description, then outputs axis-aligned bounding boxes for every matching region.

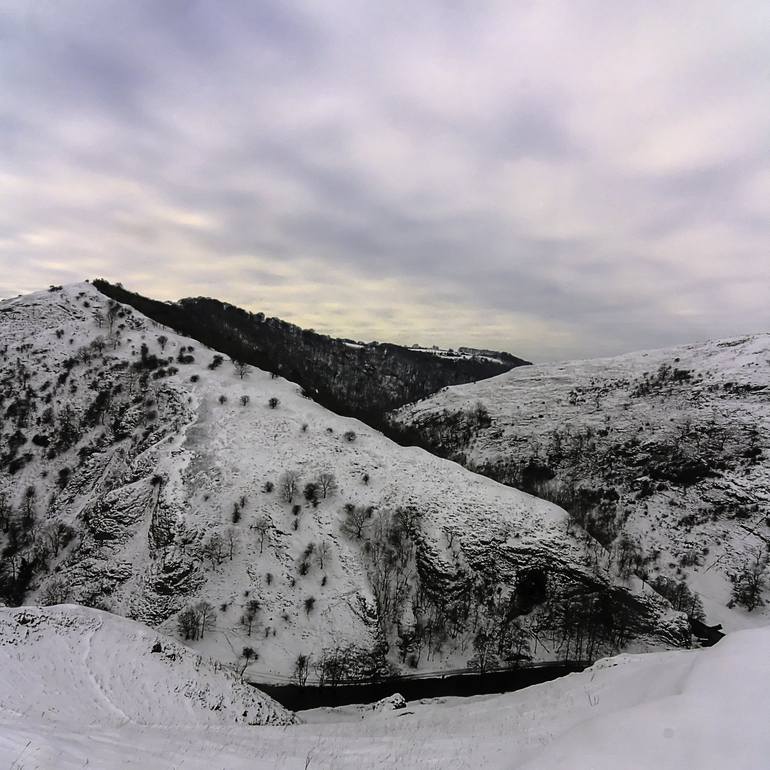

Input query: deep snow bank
[0,605,766,769]
[0,604,294,727]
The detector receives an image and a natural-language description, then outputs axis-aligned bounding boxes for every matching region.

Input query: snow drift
[0,604,766,769]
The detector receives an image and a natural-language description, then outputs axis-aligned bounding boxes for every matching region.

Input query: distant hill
[390,335,770,632]
[92,279,529,426]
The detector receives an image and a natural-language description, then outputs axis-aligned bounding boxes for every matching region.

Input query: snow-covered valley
[2,283,768,769]
[391,336,770,633]
[0,283,685,685]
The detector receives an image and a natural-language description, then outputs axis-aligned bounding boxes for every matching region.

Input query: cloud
[1,0,768,361]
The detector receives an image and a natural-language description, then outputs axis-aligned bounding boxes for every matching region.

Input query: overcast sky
[2,1,769,361]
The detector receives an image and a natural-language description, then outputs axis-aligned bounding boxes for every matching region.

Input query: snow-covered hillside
[391,335,770,631]
[0,604,293,730]
[0,604,767,769]
[0,284,685,681]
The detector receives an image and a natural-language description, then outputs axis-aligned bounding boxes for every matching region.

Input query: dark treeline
[258,661,588,711]
[92,280,529,427]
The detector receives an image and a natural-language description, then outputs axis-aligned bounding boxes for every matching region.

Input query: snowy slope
[0,284,685,680]
[391,335,770,630]
[0,604,767,769]
[0,604,293,728]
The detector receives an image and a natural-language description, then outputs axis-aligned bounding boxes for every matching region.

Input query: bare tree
[241,599,261,636]
[157,335,168,352]
[279,471,300,503]
[106,301,120,336]
[232,359,251,379]
[316,540,331,571]
[239,646,257,678]
[340,504,372,540]
[177,606,200,640]
[730,548,769,611]
[303,482,319,507]
[201,532,226,566]
[21,485,36,530]
[43,521,76,557]
[195,600,216,638]
[225,526,239,559]
[0,493,9,533]
[40,576,69,606]
[252,516,272,554]
[293,653,311,686]
[317,472,337,499]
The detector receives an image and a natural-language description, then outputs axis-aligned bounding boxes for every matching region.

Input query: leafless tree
[0,492,10,533]
[730,548,769,611]
[317,472,337,499]
[232,359,251,379]
[225,526,239,559]
[201,532,226,566]
[279,471,300,503]
[195,600,216,638]
[252,516,272,554]
[293,653,311,686]
[42,520,75,557]
[316,540,331,571]
[177,606,200,640]
[106,301,120,336]
[40,576,69,606]
[239,646,257,678]
[340,504,372,540]
[241,599,261,636]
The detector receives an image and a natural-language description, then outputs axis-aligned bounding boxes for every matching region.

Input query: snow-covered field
[0,605,767,769]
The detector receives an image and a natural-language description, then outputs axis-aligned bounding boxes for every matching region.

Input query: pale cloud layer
[1,0,768,361]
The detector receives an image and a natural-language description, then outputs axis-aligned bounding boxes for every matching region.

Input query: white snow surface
[0,605,293,727]
[0,604,767,769]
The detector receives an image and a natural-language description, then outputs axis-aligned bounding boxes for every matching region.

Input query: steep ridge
[0,603,767,770]
[0,283,685,682]
[390,336,770,630]
[92,279,529,425]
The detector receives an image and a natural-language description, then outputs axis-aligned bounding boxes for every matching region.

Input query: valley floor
[2,620,767,770]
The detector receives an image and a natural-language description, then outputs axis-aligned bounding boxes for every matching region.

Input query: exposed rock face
[0,284,686,679]
[390,336,770,629]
